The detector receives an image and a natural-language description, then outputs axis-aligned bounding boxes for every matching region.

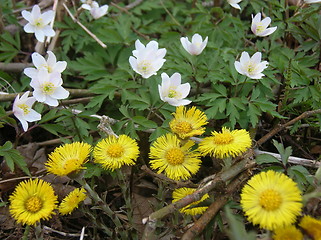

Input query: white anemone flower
[129,39,166,79]
[251,13,277,37]
[12,91,41,132]
[24,51,67,78]
[81,1,109,19]
[304,0,321,3]
[227,0,242,10]
[158,73,191,107]
[21,5,55,42]
[30,70,69,107]
[234,52,269,79]
[180,34,208,56]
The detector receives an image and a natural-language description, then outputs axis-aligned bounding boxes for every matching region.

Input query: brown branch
[141,165,198,188]
[181,172,247,239]
[0,89,95,102]
[141,155,256,239]
[256,108,321,146]
[0,63,33,72]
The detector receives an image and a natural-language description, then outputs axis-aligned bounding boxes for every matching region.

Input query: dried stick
[141,165,198,188]
[43,226,85,237]
[255,149,320,168]
[181,172,247,240]
[62,3,107,48]
[0,63,33,72]
[256,108,321,146]
[141,156,256,239]
[0,89,95,102]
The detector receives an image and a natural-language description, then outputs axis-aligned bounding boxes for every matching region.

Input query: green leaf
[132,116,157,129]
[255,153,280,165]
[224,206,256,240]
[0,141,30,176]
[272,140,292,166]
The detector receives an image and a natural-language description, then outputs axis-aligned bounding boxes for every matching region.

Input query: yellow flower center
[256,23,264,34]
[174,121,193,135]
[137,60,152,75]
[213,132,234,145]
[34,18,44,28]
[166,148,185,165]
[106,144,124,158]
[168,90,177,98]
[247,62,257,73]
[41,82,56,94]
[25,196,43,213]
[18,104,30,115]
[259,189,282,211]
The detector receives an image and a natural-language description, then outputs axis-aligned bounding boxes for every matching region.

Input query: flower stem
[76,178,127,239]
[22,225,30,240]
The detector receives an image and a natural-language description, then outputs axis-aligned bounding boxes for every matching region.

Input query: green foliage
[0,31,20,63]
[224,206,256,240]
[0,141,30,175]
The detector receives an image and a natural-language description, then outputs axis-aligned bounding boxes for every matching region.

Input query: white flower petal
[234,61,243,75]
[42,25,55,37]
[24,23,35,33]
[24,68,38,78]
[81,4,92,10]
[31,5,41,19]
[51,86,69,99]
[251,52,262,63]
[34,29,45,42]
[171,73,182,86]
[33,90,46,102]
[53,61,67,73]
[21,10,32,22]
[261,17,272,29]
[25,110,41,122]
[240,52,250,63]
[44,96,59,106]
[176,83,191,98]
[32,52,46,69]
[42,10,55,25]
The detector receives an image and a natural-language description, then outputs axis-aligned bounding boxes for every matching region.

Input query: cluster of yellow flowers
[9,179,86,225]
[9,105,254,224]
[149,106,252,181]
[148,105,252,215]
[9,136,140,225]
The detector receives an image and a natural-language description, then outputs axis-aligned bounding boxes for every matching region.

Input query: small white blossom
[227,0,242,10]
[30,69,69,107]
[81,1,109,19]
[251,13,277,37]
[24,51,67,78]
[21,5,55,42]
[304,0,321,3]
[129,39,166,79]
[12,91,41,132]
[180,34,208,56]
[158,73,191,107]
[234,52,268,79]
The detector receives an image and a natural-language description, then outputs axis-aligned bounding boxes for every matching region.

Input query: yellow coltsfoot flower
[172,187,209,215]
[198,127,251,159]
[299,215,321,240]
[273,225,303,240]
[240,170,302,231]
[149,133,201,181]
[93,135,139,171]
[59,188,87,215]
[170,106,208,139]
[46,142,92,176]
[9,178,58,225]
